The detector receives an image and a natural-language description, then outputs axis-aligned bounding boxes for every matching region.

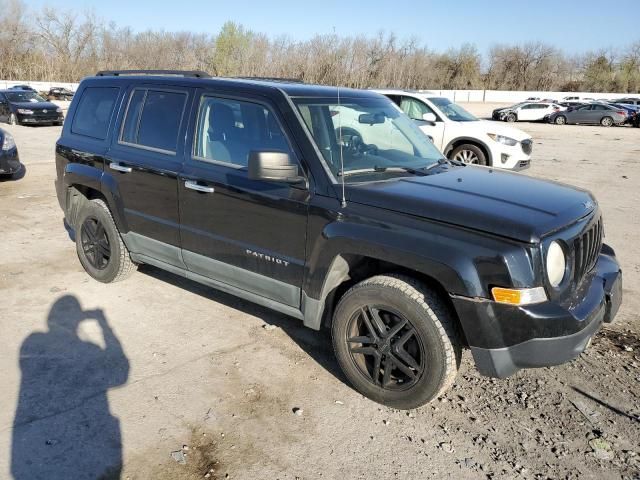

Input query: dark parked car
[0,90,64,126]
[55,70,622,409]
[0,128,22,177]
[9,84,37,92]
[48,87,75,101]
[549,103,627,126]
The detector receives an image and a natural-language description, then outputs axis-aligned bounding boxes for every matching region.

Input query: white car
[492,102,564,123]
[373,89,533,170]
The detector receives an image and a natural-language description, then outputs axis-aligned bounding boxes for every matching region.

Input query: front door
[178,92,309,308]
[106,84,193,267]
[385,95,446,150]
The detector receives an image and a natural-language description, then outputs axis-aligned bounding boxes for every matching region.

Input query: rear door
[178,90,309,308]
[106,84,193,267]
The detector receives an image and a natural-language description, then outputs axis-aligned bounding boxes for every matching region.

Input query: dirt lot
[1,104,639,480]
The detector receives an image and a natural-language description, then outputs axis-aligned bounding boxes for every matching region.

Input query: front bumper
[17,113,63,125]
[0,148,22,175]
[488,141,532,171]
[451,247,622,378]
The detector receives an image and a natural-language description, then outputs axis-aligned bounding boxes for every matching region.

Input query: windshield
[5,91,46,103]
[428,97,478,122]
[294,97,443,181]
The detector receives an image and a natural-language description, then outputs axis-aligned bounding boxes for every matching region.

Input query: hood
[455,120,530,141]
[11,101,59,110]
[347,166,596,243]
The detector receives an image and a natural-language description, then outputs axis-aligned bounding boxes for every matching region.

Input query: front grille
[521,139,533,155]
[573,216,603,283]
[518,160,530,169]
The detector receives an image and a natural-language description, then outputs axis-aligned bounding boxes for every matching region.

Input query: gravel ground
[0,106,638,480]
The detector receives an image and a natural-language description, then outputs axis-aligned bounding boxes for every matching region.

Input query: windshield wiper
[340,165,427,177]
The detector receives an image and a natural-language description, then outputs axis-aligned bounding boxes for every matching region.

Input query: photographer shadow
[11,295,129,480]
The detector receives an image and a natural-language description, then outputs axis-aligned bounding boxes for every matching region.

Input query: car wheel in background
[600,116,613,127]
[331,274,461,409]
[555,115,567,125]
[8,113,18,125]
[75,198,137,283]
[450,144,487,166]
[505,113,517,122]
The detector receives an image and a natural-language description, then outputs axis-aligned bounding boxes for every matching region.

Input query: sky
[25,0,640,54]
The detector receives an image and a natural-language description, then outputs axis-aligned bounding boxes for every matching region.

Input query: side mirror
[248,151,305,185]
[422,112,437,123]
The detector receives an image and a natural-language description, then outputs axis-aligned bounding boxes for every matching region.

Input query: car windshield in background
[294,97,444,181]
[429,97,478,122]
[5,91,46,103]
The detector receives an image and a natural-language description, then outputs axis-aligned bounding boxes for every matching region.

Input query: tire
[332,274,461,409]
[505,113,517,122]
[8,113,18,125]
[75,198,137,283]
[449,143,487,166]
[600,116,613,127]
[555,115,567,125]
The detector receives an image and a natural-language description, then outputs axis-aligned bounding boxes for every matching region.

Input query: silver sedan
[549,103,627,127]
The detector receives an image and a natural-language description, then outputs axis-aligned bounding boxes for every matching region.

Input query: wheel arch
[62,163,128,232]
[301,252,467,346]
[443,137,493,166]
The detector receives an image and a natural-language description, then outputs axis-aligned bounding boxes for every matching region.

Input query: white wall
[428,89,637,103]
[0,80,79,92]
[1,80,637,104]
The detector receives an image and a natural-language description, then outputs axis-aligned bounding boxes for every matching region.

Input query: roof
[82,74,382,99]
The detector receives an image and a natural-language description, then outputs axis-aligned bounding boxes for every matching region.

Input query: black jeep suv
[55,70,622,409]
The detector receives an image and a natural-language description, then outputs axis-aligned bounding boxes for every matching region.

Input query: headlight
[56,107,62,113]
[487,133,518,146]
[17,109,34,115]
[2,132,16,151]
[546,241,566,287]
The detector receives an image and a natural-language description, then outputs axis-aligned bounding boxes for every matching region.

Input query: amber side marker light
[491,287,547,305]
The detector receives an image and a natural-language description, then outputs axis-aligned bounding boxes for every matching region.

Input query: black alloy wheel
[80,216,111,270]
[346,305,425,390]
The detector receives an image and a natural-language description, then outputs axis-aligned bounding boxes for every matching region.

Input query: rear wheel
[555,115,567,125]
[600,116,613,127]
[75,198,137,283]
[505,113,517,122]
[332,274,461,409]
[450,144,487,166]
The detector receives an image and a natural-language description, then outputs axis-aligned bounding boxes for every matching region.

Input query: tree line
[1,0,639,93]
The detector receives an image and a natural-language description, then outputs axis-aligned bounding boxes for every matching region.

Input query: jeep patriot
[55,70,622,409]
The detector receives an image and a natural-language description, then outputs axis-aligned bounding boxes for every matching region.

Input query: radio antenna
[337,83,347,208]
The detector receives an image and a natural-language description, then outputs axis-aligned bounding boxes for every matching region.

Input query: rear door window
[71,87,120,140]
[120,88,187,154]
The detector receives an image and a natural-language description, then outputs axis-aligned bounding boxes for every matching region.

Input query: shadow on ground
[11,295,129,480]
[140,265,348,387]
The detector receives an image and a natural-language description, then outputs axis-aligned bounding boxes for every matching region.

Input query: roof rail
[95,70,211,78]
[234,76,304,84]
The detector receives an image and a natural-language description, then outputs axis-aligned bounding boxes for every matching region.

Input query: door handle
[184,180,214,193]
[109,162,132,173]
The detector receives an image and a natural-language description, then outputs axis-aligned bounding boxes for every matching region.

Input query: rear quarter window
[71,87,120,140]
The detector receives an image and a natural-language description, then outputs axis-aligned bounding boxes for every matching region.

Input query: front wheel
[555,115,567,125]
[450,144,487,166]
[75,198,137,283]
[505,113,517,122]
[8,113,18,125]
[600,116,613,127]
[332,274,461,409]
